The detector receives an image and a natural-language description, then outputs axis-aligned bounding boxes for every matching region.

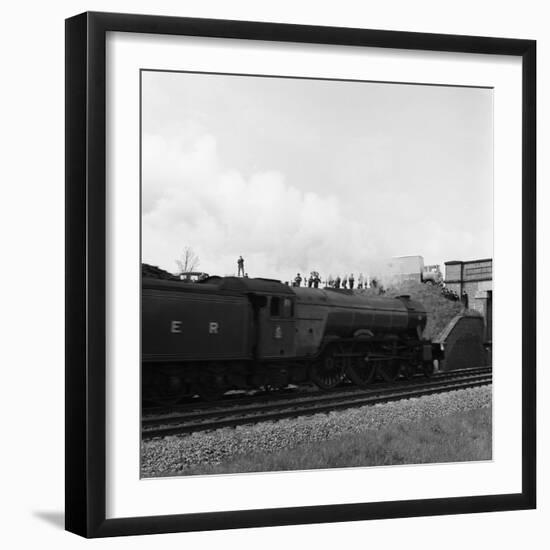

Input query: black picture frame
[65,11,536,538]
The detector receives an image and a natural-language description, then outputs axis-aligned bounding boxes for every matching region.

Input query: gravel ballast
[141,385,492,477]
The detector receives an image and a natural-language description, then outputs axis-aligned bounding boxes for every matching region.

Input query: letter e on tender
[171,321,182,333]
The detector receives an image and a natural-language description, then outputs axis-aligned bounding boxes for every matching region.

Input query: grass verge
[169,406,491,477]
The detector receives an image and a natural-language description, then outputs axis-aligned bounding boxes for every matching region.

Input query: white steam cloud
[142,131,489,283]
[142,133,387,281]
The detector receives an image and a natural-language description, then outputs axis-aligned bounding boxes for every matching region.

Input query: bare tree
[175,247,199,274]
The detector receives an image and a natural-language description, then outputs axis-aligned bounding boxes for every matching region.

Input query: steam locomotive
[142,275,442,403]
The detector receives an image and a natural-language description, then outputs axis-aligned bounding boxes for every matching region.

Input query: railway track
[142,366,492,439]
[142,365,491,416]
[142,386,305,417]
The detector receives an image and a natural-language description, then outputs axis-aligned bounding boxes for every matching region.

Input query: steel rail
[142,369,492,439]
[143,367,491,426]
[142,365,491,417]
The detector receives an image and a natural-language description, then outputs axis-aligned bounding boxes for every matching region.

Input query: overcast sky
[141,70,493,281]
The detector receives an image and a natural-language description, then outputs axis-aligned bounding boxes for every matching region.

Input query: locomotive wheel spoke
[378,359,401,382]
[310,351,345,391]
[346,354,376,388]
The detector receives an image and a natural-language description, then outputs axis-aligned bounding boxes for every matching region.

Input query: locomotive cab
[215,277,298,361]
[251,293,297,359]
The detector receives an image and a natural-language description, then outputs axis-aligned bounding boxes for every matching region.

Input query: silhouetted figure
[462,290,469,309]
[313,272,320,288]
[334,275,341,289]
[349,273,355,289]
[237,256,245,277]
[294,273,302,287]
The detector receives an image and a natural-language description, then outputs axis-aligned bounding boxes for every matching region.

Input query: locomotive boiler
[142,275,440,403]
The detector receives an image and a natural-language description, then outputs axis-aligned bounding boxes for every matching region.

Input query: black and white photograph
[1,0,543,544]
[140,70,494,478]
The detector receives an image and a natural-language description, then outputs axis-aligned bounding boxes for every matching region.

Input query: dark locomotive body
[142,276,439,402]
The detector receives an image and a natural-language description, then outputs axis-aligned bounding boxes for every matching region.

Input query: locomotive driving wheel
[310,348,345,390]
[345,346,376,389]
[378,359,401,382]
